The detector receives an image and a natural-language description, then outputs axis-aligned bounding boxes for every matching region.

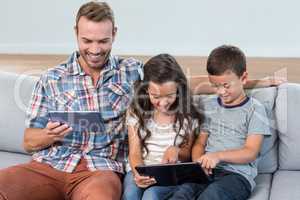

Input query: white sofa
[0,71,300,200]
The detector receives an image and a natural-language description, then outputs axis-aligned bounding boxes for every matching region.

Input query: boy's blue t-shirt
[200,96,271,190]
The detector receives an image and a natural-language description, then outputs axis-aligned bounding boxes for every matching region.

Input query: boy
[167,45,271,200]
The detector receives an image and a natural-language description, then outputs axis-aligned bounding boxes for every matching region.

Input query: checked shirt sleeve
[25,75,50,129]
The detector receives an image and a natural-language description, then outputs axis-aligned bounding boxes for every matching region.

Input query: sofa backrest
[246,87,279,174]
[0,71,37,154]
[275,83,300,170]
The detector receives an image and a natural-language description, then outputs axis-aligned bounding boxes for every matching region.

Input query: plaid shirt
[26,51,143,173]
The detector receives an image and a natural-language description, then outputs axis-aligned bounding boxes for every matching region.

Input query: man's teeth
[88,54,101,59]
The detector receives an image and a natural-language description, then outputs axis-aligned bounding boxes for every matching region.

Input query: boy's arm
[192,131,208,161]
[199,134,264,170]
[216,134,264,164]
[189,75,285,94]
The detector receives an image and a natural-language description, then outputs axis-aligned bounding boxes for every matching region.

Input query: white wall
[0,0,299,57]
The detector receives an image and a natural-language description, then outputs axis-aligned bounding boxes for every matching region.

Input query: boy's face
[208,71,248,106]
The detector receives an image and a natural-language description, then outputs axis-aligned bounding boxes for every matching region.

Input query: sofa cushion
[248,174,272,200]
[276,83,300,170]
[0,151,31,169]
[269,170,300,200]
[0,72,37,154]
[246,87,278,174]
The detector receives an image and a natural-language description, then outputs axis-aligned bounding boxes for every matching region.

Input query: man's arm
[23,122,72,153]
[189,75,286,94]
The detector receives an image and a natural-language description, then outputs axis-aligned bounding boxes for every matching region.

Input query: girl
[122,54,204,200]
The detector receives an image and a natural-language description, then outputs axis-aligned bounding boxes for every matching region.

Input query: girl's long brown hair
[130,54,204,157]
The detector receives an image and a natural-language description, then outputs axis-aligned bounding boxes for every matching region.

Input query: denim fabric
[167,169,251,200]
[122,171,176,200]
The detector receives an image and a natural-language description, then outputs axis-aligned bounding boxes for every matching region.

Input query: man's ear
[112,27,117,42]
[241,71,248,85]
[74,26,78,37]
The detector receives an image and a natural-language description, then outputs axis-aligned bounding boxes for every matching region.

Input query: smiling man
[0,2,142,200]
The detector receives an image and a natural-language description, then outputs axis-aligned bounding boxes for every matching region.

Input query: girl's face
[147,81,178,114]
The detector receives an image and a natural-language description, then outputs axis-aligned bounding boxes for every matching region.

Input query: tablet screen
[135,162,211,186]
[48,111,105,132]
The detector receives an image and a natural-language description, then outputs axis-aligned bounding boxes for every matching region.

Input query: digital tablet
[48,111,105,132]
[135,162,211,186]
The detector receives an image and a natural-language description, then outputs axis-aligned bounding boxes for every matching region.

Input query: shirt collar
[217,96,250,108]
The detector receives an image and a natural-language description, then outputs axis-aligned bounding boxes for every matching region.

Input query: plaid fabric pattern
[26,51,143,173]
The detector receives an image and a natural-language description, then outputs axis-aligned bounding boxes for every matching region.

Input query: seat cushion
[269,170,300,200]
[0,72,37,154]
[276,83,300,170]
[0,151,31,169]
[248,174,272,200]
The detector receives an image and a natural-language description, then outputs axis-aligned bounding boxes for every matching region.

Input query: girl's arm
[177,131,195,162]
[128,124,157,188]
[162,130,195,163]
[128,125,144,175]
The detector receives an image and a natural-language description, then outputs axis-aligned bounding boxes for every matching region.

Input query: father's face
[75,16,116,70]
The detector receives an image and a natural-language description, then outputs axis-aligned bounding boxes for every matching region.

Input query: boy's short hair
[75,1,115,29]
[207,45,246,77]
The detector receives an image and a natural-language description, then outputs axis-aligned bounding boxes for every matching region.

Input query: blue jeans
[122,171,176,200]
[167,169,251,200]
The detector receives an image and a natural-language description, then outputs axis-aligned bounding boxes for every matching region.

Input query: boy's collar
[217,96,250,108]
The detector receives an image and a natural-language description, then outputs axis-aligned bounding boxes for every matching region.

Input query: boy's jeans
[167,169,251,200]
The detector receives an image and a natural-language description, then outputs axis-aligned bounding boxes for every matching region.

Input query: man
[0,2,142,200]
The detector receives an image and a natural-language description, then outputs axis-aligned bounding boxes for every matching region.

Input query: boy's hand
[197,152,221,174]
[161,146,179,164]
[134,172,157,188]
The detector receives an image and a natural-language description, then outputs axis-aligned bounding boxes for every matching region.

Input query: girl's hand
[134,172,157,188]
[161,146,179,164]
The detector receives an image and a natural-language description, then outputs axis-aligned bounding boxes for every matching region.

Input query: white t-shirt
[126,114,198,171]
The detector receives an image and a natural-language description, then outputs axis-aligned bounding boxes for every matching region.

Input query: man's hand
[161,146,179,164]
[262,76,287,87]
[134,172,157,188]
[23,121,73,153]
[45,121,73,142]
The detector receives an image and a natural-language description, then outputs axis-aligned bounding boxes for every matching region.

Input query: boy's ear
[241,71,248,85]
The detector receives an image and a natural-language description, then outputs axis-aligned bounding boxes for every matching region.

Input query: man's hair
[207,45,246,77]
[75,1,115,29]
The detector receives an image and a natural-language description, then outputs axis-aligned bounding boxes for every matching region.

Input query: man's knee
[72,171,122,200]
